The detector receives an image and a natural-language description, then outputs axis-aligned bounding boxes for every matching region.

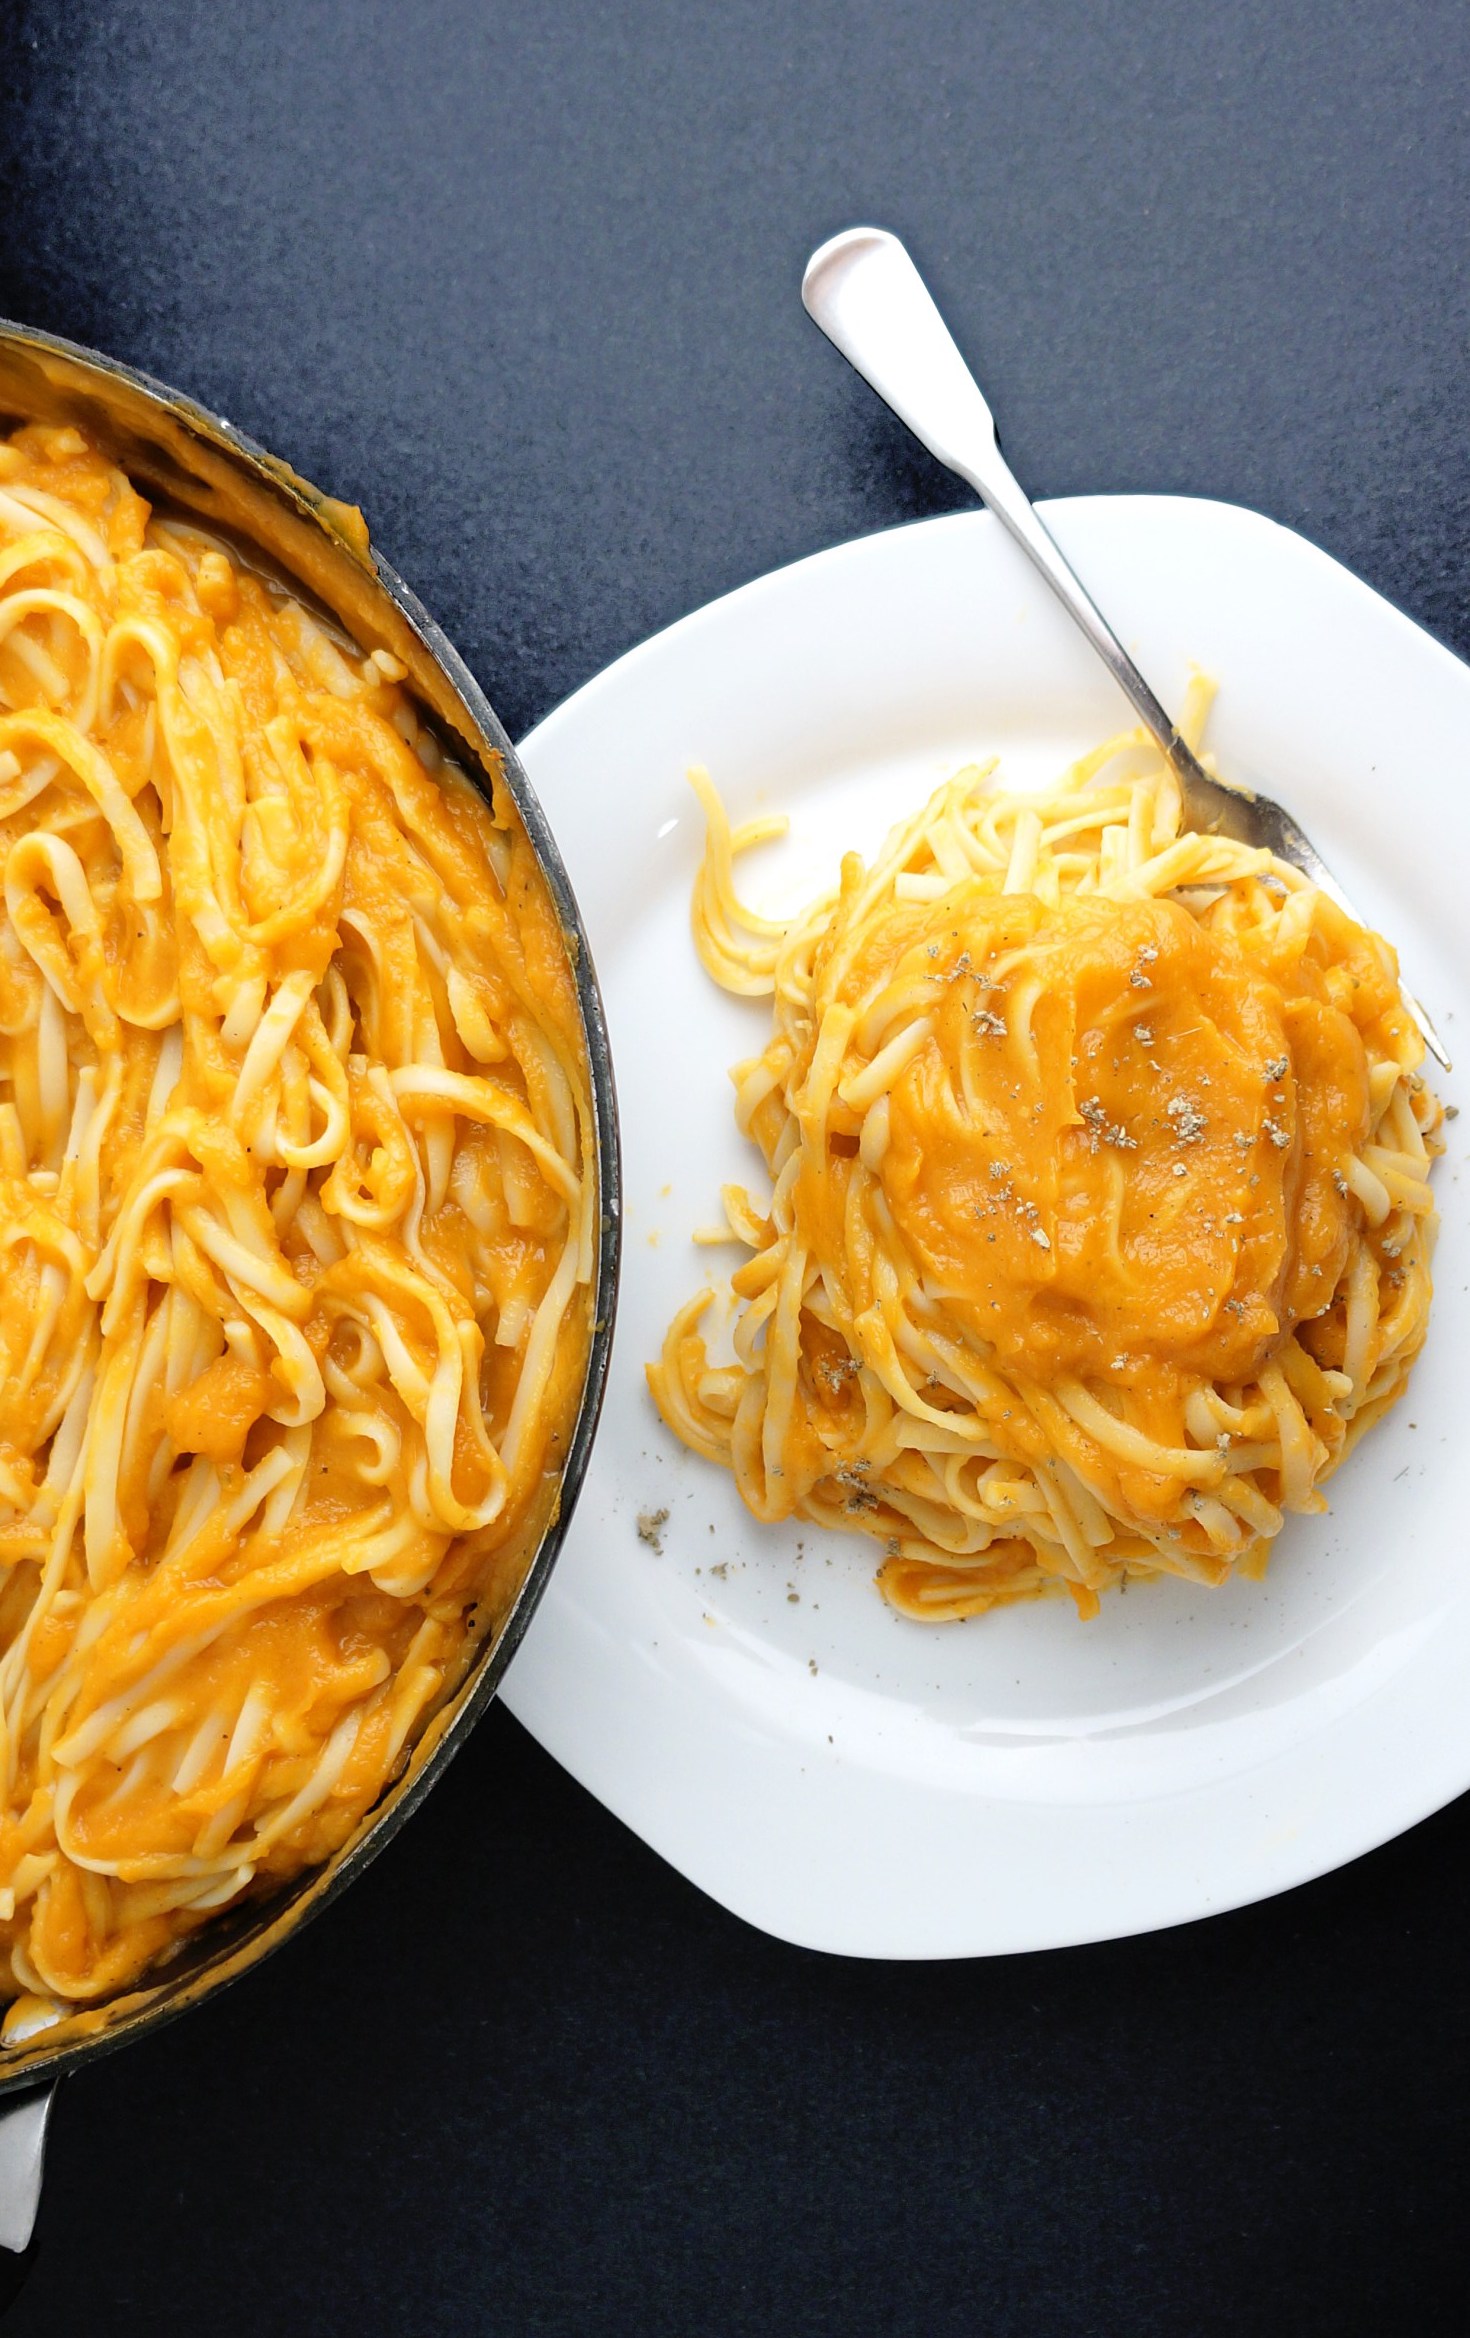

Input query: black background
[2,2,1469,2331]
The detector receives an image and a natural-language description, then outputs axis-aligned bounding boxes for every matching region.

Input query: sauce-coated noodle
[650,684,1440,1621]
[0,426,593,2027]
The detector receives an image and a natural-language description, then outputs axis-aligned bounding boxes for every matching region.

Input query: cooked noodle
[0,424,593,2025]
[649,680,1441,1622]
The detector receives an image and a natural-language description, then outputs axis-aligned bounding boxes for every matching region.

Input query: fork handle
[800,227,1198,776]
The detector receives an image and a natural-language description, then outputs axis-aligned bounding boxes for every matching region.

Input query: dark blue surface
[3,2,1470,2331]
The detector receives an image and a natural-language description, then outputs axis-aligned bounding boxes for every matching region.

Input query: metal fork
[801,226,1450,1071]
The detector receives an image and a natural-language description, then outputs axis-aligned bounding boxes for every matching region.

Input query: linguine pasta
[650,684,1441,1622]
[0,424,594,2024]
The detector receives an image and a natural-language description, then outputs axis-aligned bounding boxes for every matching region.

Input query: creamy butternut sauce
[0,426,593,2020]
[651,724,1439,1620]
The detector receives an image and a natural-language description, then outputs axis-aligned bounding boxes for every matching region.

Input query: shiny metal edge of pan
[0,321,622,2102]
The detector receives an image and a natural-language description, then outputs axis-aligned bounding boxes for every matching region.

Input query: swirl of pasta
[0,423,594,2025]
[651,683,1442,1623]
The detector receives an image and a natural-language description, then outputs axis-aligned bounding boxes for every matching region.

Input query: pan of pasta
[0,320,620,2151]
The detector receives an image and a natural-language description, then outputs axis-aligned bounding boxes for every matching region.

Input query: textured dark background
[2,1,1469,2331]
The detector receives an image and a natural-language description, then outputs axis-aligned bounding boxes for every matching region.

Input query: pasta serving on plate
[0,424,594,2022]
[649,685,1441,1621]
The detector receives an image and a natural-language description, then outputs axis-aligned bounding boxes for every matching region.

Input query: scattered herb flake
[1166,1094,1208,1144]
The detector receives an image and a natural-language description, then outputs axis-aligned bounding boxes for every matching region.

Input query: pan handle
[0,2085,55,2255]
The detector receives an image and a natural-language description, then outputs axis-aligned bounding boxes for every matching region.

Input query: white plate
[502,498,1470,1958]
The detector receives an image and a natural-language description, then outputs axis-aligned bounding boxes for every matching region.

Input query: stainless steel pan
[0,322,621,2249]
